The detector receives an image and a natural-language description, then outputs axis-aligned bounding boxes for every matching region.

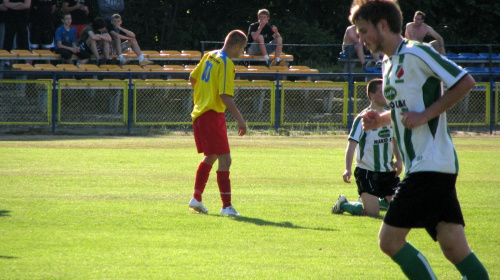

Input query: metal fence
[0,71,498,133]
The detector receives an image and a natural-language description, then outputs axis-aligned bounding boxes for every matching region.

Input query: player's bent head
[349,0,402,34]
[367,78,383,99]
[92,17,107,31]
[225,30,248,48]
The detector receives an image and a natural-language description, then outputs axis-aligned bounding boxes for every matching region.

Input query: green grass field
[0,134,498,279]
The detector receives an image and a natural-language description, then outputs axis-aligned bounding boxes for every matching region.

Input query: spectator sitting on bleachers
[246,8,284,68]
[54,13,80,64]
[109,14,153,66]
[405,11,446,55]
[61,0,90,40]
[76,17,112,66]
[29,0,56,51]
[342,25,381,68]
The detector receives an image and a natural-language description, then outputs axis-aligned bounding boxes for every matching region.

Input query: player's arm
[404,23,414,39]
[97,32,112,42]
[62,1,80,12]
[116,26,135,40]
[360,110,392,130]
[220,94,246,136]
[189,76,197,88]
[251,22,266,41]
[391,138,403,176]
[426,25,445,55]
[343,139,357,183]
[401,74,475,129]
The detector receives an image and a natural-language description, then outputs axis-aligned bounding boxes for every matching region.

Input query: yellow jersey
[190,50,235,121]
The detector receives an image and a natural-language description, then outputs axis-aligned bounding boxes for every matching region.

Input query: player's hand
[400,111,428,129]
[360,109,380,130]
[342,170,352,183]
[237,120,247,136]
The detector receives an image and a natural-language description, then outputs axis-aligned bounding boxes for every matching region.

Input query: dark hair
[350,0,402,34]
[414,11,425,19]
[366,78,382,99]
[92,17,107,31]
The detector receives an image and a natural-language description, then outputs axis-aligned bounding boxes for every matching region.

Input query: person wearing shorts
[76,17,112,65]
[246,9,284,67]
[188,30,247,217]
[333,78,402,217]
[352,0,489,279]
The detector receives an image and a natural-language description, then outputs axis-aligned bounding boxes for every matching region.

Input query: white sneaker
[189,198,208,214]
[119,57,128,66]
[139,59,154,66]
[220,206,240,216]
[332,195,348,214]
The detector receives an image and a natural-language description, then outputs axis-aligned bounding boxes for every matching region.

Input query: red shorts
[193,110,230,155]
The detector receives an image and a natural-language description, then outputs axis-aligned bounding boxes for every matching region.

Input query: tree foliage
[79,0,498,54]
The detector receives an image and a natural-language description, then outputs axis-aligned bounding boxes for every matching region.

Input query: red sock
[217,171,231,208]
[193,162,212,201]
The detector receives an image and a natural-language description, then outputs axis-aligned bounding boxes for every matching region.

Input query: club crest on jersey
[384,86,397,101]
[396,65,404,79]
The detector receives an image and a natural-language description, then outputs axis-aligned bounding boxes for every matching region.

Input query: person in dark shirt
[246,9,284,68]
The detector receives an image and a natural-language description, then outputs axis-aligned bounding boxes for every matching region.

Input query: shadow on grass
[0,210,11,217]
[230,216,337,232]
[0,256,17,259]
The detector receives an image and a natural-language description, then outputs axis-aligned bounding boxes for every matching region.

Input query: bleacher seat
[12,64,41,71]
[181,50,202,59]
[464,67,488,74]
[34,64,63,71]
[289,65,319,73]
[56,64,79,71]
[78,64,104,71]
[0,49,17,57]
[478,53,500,60]
[248,65,277,73]
[11,49,39,58]
[446,53,460,60]
[458,53,480,60]
[32,50,60,59]
[123,65,151,72]
[364,67,382,73]
[486,67,500,73]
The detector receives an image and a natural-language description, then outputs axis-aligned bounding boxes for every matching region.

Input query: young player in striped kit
[188,30,247,217]
[333,78,402,217]
[351,0,489,279]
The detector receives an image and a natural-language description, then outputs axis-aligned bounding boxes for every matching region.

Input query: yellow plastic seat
[77,64,104,71]
[34,64,63,71]
[124,65,151,72]
[56,64,79,71]
[181,50,202,59]
[32,50,61,58]
[12,64,40,71]
[11,49,39,58]
[0,50,17,57]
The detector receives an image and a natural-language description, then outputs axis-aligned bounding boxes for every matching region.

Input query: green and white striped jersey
[382,39,467,175]
[350,108,396,172]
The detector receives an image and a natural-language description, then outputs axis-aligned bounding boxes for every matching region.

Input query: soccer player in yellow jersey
[188,30,247,216]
